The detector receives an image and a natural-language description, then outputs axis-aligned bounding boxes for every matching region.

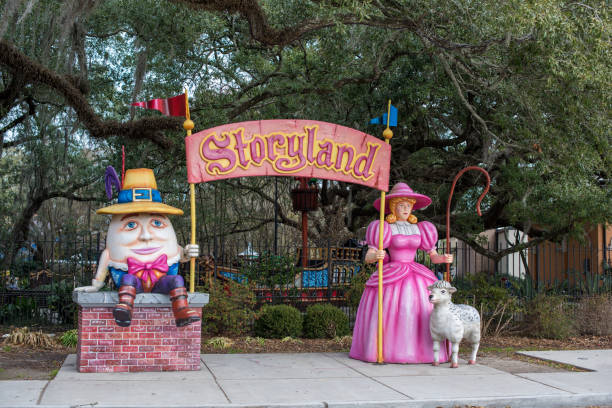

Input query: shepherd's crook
[445,166,491,282]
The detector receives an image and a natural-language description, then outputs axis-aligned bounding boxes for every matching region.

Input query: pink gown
[349,220,449,363]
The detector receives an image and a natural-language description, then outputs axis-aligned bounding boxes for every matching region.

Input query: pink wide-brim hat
[373,182,432,213]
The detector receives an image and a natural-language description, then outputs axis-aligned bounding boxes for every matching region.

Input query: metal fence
[0,234,103,327]
[1,235,610,327]
[437,240,612,299]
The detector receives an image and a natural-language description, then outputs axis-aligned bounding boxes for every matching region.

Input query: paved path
[1,350,611,407]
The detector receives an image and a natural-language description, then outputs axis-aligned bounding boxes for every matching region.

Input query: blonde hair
[385,197,418,224]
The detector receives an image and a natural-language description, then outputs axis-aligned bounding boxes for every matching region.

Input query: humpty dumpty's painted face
[106,213,180,264]
[395,200,414,222]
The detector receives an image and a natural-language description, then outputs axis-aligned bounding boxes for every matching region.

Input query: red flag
[131,93,186,117]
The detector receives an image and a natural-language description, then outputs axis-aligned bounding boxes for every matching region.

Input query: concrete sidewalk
[1,350,611,408]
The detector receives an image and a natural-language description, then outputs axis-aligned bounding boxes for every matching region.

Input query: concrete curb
[329,393,612,407]
[4,393,612,408]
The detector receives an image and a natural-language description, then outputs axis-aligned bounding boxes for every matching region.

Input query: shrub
[245,336,266,346]
[345,266,373,309]
[254,304,302,338]
[38,280,78,325]
[453,272,523,337]
[206,337,234,349]
[303,303,350,338]
[59,329,78,348]
[524,294,576,340]
[0,297,38,325]
[281,336,302,343]
[575,294,612,336]
[3,327,56,349]
[334,335,353,350]
[199,280,257,337]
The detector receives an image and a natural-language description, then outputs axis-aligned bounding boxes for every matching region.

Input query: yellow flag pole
[377,100,393,364]
[183,88,196,293]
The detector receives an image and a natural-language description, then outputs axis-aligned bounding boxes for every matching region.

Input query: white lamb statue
[427,280,481,368]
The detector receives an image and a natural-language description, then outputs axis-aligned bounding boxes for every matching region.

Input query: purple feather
[104,166,121,199]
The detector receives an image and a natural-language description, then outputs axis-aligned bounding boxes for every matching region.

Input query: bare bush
[576,294,612,336]
[3,327,57,349]
[524,295,577,340]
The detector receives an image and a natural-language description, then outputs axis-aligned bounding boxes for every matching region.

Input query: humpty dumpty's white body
[76,213,197,292]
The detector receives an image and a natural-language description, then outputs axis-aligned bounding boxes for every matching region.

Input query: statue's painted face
[394,200,414,222]
[106,213,180,263]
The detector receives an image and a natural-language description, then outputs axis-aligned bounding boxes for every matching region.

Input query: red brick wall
[76,306,202,373]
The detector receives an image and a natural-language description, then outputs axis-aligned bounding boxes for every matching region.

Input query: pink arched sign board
[185,120,391,191]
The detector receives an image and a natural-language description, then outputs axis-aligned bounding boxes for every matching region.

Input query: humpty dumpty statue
[74,168,200,327]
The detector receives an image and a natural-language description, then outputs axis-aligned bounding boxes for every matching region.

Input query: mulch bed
[0,345,67,379]
[200,334,612,356]
[201,335,353,354]
[481,335,612,351]
[469,335,612,372]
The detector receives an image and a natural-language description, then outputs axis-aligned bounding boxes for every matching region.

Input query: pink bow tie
[127,254,169,287]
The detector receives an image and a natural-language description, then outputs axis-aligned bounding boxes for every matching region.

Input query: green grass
[48,368,59,379]
[460,344,588,372]
[2,345,12,352]
[59,329,78,348]
[477,346,520,354]
[514,355,588,372]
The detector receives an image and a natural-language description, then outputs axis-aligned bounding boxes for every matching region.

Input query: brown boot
[169,287,200,327]
[113,285,136,327]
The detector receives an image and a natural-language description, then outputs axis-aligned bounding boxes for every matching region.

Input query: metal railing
[1,235,610,326]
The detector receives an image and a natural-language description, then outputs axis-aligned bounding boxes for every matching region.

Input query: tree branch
[0,95,36,138]
[226,47,413,119]
[221,179,300,229]
[0,39,182,148]
[2,135,38,149]
[438,53,496,141]
[171,0,535,56]
[435,220,575,262]
[171,0,339,46]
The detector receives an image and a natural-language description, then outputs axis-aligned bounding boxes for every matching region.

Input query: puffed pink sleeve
[418,221,438,252]
[365,220,391,249]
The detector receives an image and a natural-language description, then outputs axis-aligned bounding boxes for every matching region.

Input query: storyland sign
[185,120,391,191]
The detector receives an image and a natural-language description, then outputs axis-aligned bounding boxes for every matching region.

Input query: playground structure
[198,244,365,303]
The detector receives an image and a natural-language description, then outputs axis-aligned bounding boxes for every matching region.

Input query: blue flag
[369,105,398,127]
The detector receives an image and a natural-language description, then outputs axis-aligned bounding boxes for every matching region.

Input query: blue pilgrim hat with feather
[98,167,183,215]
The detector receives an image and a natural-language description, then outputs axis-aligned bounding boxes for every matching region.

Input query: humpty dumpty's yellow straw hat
[96,168,183,215]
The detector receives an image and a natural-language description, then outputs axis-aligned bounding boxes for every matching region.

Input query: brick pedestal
[73,291,208,373]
